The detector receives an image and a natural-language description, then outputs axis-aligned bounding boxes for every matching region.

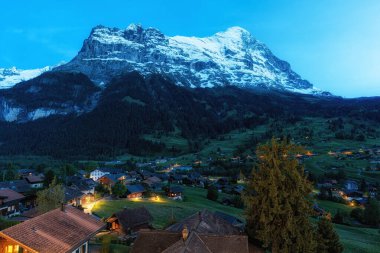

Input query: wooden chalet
[166,186,183,199]
[64,187,94,207]
[0,189,25,217]
[25,175,44,189]
[126,184,145,199]
[0,205,104,253]
[107,207,152,234]
[98,174,126,187]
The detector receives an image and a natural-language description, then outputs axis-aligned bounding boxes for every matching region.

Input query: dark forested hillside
[0,71,379,159]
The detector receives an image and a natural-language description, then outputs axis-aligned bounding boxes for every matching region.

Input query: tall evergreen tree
[316,217,343,253]
[243,138,316,253]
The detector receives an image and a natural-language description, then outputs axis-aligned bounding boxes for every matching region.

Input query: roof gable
[0,189,25,203]
[166,210,240,235]
[0,206,104,253]
[109,207,152,233]
[127,184,145,193]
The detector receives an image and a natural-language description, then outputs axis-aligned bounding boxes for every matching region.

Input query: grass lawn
[316,199,353,216]
[334,223,380,253]
[92,186,243,229]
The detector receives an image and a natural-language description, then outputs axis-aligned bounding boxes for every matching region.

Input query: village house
[166,186,183,199]
[64,187,89,207]
[131,209,252,253]
[166,209,242,235]
[139,170,155,180]
[131,230,249,253]
[16,169,37,179]
[107,207,152,234]
[0,180,35,209]
[168,174,183,184]
[0,189,25,217]
[25,175,44,189]
[66,176,96,195]
[345,180,359,191]
[0,180,31,195]
[126,184,145,199]
[89,168,124,181]
[97,173,127,188]
[89,169,109,181]
[143,176,162,191]
[0,205,104,253]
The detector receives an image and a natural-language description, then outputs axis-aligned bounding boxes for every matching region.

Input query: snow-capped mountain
[56,24,321,94]
[0,66,51,89]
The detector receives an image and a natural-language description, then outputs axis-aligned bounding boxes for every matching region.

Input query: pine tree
[243,138,316,253]
[316,217,343,253]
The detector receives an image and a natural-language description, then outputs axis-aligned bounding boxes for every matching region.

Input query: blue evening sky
[1,0,379,97]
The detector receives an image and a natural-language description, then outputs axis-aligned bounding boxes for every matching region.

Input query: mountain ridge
[56,24,322,94]
[0,66,50,89]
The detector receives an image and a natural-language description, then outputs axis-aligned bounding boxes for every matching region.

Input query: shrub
[206,186,218,201]
[350,208,364,222]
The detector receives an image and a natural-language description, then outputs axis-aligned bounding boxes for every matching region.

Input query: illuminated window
[7,245,13,253]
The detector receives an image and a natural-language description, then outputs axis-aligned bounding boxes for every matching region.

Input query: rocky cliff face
[57,24,319,94]
[0,72,100,122]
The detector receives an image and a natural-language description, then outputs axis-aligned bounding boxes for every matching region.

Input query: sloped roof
[144,176,162,184]
[96,168,123,174]
[0,180,31,193]
[25,175,44,184]
[214,211,244,226]
[108,207,152,233]
[166,209,240,235]
[169,186,183,193]
[131,230,182,253]
[100,173,126,182]
[66,176,95,192]
[64,187,85,202]
[0,189,25,203]
[126,184,145,194]
[0,205,105,253]
[132,230,249,253]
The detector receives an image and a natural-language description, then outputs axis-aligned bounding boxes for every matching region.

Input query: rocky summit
[56,24,320,94]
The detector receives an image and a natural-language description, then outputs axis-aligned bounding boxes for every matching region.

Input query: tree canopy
[36,177,65,214]
[243,138,316,253]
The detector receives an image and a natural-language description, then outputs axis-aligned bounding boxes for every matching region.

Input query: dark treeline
[0,71,379,159]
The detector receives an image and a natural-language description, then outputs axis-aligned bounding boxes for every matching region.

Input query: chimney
[182,225,189,241]
[61,202,65,212]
